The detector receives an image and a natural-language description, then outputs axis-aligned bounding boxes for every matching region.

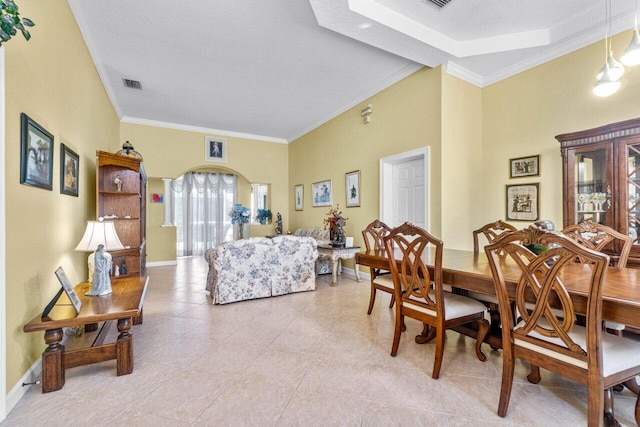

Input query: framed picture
[294,184,304,211]
[151,193,164,203]
[345,170,360,207]
[510,155,539,178]
[204,136,227,162]
[60,143,79,197]
[55,267,82,314]
[506,183,539,221]
[312,179,332,207]
[20,113,54,190]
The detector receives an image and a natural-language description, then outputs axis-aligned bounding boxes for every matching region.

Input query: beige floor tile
[5,257,639,427]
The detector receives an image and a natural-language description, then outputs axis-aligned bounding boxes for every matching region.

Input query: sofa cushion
[271,236,318,296]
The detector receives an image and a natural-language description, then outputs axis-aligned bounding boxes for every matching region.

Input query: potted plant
[0,0,34,46]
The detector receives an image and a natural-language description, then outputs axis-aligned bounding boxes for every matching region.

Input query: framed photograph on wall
[312,179,332,207]
[204,136,227,162]
[510,155,539,178]
[294,184,304,211]
[506,183,539,221]
[60,143,79,197]
[345,170,360,207]
[20,113,54,190]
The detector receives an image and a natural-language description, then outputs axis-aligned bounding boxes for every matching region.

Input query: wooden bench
[23,276,148,392]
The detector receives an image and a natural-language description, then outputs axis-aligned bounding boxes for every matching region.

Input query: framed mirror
[251,183,271,224]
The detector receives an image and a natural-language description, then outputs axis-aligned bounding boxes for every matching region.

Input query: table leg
[354,262,361,282]
[116,318,133,376]
[330,257,339,286]
[41,328,65,393]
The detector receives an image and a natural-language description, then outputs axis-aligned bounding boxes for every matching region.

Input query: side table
[317,245,361,286]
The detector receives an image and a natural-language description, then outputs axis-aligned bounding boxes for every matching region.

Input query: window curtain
[171,172,237,256]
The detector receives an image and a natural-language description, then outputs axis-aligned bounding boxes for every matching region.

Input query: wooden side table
[23,276,148,392]
[317,245,361,286]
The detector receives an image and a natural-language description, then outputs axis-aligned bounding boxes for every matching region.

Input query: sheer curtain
[171,172,237,256]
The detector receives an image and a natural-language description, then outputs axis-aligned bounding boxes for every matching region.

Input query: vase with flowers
[324,205,348,248]
[255,208,272,225]
[230,203,251,239]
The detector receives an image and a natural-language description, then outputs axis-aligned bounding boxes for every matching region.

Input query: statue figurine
[114,174,122,192]
[120,260,127,275]
[86,244,113,296]
[275,212,283,235]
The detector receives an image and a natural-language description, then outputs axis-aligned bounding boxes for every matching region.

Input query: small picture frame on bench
[55,267,82,314]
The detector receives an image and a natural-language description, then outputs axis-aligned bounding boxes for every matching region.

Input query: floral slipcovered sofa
[294,228,331,275]
[205,235,318,304]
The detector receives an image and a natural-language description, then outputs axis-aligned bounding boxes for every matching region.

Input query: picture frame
[294,184,304,211]
[506,183,539,221]
[312,179,332,207]
[510,155,539,178]
[345,170,360,207]
[60,143,79,197]
[204,136,227,162]
[20,113,54,190]
[55,266,82,314]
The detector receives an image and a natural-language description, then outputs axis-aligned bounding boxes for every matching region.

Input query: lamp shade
[75,221,125,252]
[622,29,640,66]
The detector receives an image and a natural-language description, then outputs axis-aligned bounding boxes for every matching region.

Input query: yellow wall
[289,67,443,255]
[482,30,640,231]
[119,122,289,251]
[441,72,483,249]
[4,0,119,389]
[146,178,176,262]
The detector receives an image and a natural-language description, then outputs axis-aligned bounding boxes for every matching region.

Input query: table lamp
[75,221,125,296]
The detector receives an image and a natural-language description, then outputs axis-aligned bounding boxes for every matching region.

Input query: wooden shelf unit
[96,151,147,277]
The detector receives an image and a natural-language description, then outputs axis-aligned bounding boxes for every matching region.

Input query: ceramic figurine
[86,245,112,296]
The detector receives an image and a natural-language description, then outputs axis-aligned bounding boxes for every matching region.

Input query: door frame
[1,46,7,421]
[379,147,429,229]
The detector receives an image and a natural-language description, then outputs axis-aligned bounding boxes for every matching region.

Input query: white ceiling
[67,0,638,143]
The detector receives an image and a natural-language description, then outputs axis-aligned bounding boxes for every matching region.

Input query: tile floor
[3,257,639,426]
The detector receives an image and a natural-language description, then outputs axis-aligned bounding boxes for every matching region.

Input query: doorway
[380,147,429,229]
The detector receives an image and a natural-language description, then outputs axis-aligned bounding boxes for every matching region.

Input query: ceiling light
[593,0,623,97]
[358,22,371,30]
[593,64,621,97]
[621,29,640,66]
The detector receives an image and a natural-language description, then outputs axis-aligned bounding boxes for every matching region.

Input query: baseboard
[341,266,370,281]
[6,358,41,416]
[146,260,178,267]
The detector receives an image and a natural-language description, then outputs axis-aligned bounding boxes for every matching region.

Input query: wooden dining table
[357,247,640,425]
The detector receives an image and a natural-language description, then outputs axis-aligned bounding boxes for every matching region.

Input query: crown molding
[120,117,289,144]
[445,62,485,87]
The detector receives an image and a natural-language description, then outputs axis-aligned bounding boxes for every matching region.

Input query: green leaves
[0,0,34,46]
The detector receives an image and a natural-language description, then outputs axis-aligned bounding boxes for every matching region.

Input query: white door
[392,157,425,228]
[380,147,428,229]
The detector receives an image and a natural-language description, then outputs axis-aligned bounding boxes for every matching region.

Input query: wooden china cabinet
[556,118,640,266]
[96,150,147,278]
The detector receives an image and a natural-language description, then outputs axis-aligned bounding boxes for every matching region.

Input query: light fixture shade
[75,221,125,252]
[622,29,640,66]
[593,68,621,97]
[597,52,624,80]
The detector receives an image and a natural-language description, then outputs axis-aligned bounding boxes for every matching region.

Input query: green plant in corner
[0,0,34,46]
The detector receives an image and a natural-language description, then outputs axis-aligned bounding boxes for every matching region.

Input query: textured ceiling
[68,0,638,142]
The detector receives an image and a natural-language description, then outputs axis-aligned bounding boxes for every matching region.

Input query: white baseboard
[6,358,41,416]
[340,267,371,281]
[147,260,178,267]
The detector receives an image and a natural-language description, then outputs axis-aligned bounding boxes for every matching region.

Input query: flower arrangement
[0,1,34,46]
[229,203,251,224]
[255,208,272,225]
[323,205,348,229]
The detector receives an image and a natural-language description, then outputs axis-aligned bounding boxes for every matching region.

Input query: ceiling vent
[122,78,142,90]
[425,0,451,8]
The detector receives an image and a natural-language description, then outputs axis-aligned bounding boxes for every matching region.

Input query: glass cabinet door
[624,139,640,245]
[568,144,613,227]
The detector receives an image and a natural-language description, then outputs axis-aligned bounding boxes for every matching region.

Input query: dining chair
[472,220,517,254]
[485,225,640,426]
[384,222,489,379]
[362,219,394,314]
[470,220,518,339]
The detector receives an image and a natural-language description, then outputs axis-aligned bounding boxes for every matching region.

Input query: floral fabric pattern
[205,236,318,304]
[294,228,331,274]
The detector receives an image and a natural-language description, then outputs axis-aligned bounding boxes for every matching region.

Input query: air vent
[122,78,142,90]
[426,0,451,8]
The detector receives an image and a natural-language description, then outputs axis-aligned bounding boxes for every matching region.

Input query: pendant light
[594,0,623,97]
[622,0,640,66]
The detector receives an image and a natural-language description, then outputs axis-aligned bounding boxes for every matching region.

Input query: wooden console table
[317,244,361,286]
[23,276,149,392]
